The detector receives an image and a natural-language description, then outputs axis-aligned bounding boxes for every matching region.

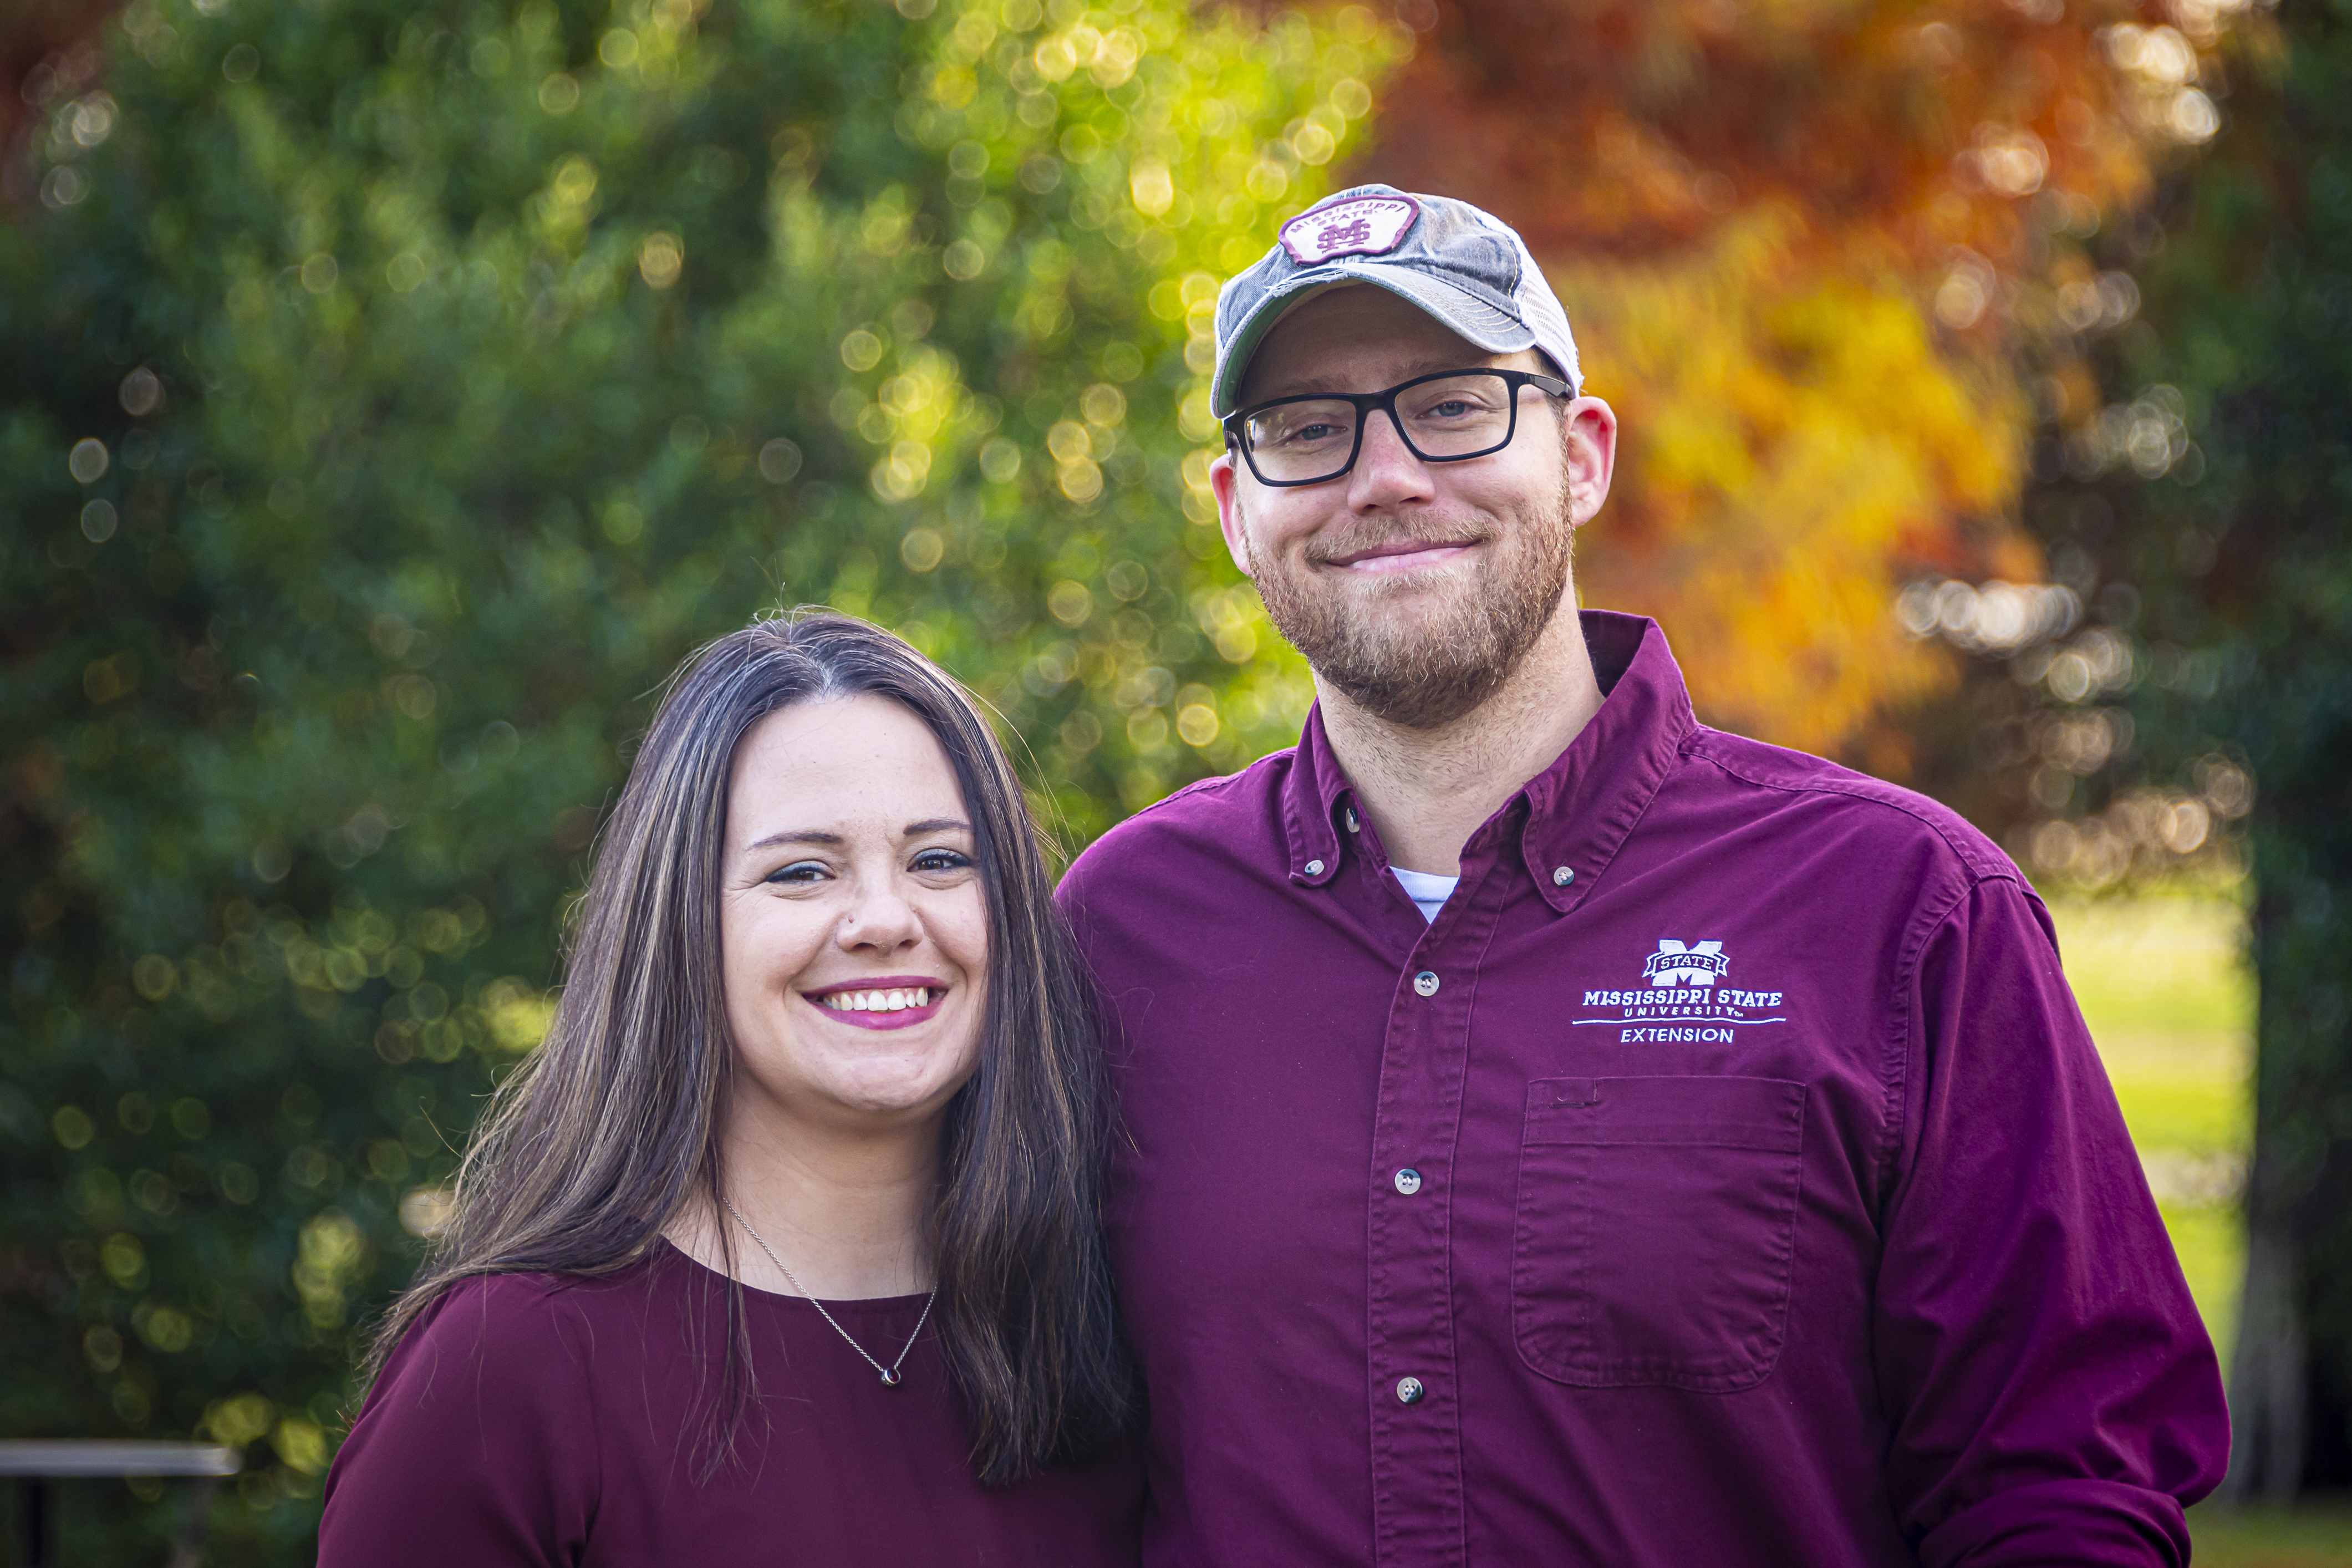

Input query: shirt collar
[1279,610,1697,910]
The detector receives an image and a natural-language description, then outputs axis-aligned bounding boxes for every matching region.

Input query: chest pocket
[1512,1075,1806,1392]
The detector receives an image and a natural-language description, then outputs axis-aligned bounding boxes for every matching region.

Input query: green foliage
[0,0,1404,1554]
[2043,0,2352,1493]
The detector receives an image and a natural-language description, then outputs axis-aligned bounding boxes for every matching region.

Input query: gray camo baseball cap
[1211,183,1583,419]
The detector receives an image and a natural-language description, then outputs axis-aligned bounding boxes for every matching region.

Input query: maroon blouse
[319,1243,1143,1566]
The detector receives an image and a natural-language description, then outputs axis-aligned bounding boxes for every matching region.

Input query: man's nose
[1346,408,1435,508]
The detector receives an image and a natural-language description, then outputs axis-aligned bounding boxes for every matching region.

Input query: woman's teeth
[817,987,935,1013]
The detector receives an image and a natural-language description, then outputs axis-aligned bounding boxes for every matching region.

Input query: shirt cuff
[1917,1478,2191,1568]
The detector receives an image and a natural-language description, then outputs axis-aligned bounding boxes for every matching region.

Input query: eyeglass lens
[1242,371,1521,483]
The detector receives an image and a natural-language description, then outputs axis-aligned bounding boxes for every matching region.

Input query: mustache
[1302,517,1490,567]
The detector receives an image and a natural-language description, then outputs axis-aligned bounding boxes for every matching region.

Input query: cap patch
[1279,195,1419,266]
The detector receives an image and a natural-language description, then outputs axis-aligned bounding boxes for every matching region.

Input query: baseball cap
[1211,183,1584,419]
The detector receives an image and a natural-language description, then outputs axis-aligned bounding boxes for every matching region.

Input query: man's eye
[764,860,829,884]
[912,848,973,874]
[1412,396,1488,421]
[1259,412,1351,447]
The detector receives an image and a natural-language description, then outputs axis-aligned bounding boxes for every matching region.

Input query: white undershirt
[1391,867,1460,924]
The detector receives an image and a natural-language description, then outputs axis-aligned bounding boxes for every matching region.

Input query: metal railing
[0,1443,240,1568]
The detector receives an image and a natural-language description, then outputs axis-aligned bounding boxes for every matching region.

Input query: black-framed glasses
[1224,367,1572,487]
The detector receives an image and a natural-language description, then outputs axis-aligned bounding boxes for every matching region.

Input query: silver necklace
[719,1195,936,1388]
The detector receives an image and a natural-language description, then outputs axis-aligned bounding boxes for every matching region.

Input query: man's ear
[1561,397,1618,528]
[1210,449,1254,579]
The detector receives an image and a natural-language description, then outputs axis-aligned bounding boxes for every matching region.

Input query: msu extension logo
[1575,939,1789,1044]
[1642,939,1728,988]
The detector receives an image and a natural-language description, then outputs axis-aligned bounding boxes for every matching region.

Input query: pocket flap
[1523,1075,1805,1153]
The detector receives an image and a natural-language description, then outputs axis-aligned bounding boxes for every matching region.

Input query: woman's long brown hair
[363,610,1134,1483]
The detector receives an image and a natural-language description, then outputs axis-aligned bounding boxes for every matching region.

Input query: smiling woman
[715,694,992,1148]
[318,612,1140,1565]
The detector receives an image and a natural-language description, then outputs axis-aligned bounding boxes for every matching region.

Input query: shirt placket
[1363,829,1509,1568]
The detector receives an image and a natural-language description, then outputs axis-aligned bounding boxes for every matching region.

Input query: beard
[1241,475,1578,731]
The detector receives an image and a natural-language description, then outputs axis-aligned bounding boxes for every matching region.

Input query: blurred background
[2,0,2348,1559]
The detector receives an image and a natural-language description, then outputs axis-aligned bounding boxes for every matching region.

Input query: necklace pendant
[879,1368,903,1388]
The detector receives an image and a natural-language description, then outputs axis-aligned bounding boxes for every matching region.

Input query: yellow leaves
[871,441,933,502]
[100,1231,145,1287]
[292,1210,367,1328]
[202,1392,276,1447]
[839,328,884,373]
[1562,206,2029,756]
[1031,23,1143,88]
[481,976,555,1053]
[930,65,979,110]
[273,1416,332,1475]
[549,155,597,206]
[637,231,683,289]
[1130,159,1174,216]
[134,1301,195,1352]
[1080,383,1127,426]
[1177,385,1217,442]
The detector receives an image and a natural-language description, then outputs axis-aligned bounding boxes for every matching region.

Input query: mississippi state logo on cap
[1279,194,1419,266]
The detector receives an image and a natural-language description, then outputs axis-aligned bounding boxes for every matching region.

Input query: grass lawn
[2049,893,2352,1565]
[2186,1500,2352,1566]
[2051,894,2255,1357]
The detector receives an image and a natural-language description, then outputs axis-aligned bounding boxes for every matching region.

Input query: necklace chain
[719,1196,935,1388]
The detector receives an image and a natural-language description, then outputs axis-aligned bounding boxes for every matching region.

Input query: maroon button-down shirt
[1058,612,2226,1567]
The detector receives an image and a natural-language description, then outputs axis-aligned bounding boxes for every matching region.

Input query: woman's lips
[800,978,947,1032]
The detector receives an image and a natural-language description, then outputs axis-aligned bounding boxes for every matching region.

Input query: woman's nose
[835,879,921,953]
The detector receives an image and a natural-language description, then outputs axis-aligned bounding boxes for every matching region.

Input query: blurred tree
[0,1,110,160]
[1358,0,2236,764]
[0,0,1402,1556]
[1979,0,2352,1499]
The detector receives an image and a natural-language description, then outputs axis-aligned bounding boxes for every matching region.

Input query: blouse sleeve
[320,1275,600,1566]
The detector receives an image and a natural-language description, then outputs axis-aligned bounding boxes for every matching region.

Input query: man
[1056,184,2227,1565]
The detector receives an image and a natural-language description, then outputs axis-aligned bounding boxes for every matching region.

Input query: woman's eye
[912,848,973,874]
[764,860,831,884]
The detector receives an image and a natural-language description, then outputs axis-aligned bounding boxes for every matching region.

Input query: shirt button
[1413,970,1439,997]
[1552,866,1575,887]
[1345,807,1360,833]
[1305,859,1325,876]
[1396,1376,1426,1405]
[1393,1168,1423,1196]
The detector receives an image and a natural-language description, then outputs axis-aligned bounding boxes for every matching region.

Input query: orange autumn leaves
[1564,217,2036,756]
[1360,0,2231,759]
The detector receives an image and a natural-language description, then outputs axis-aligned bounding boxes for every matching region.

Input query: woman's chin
[741,1059,974,1127]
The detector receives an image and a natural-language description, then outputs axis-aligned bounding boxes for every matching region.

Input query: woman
[320,612,1140,1564]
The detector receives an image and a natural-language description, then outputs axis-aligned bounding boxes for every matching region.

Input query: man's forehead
[1238,284,1543,402]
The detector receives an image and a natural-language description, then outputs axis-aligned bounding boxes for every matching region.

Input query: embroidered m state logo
[1279,195,1420,266]
[1573,938,1792,1045]
[1642,938,1727,987]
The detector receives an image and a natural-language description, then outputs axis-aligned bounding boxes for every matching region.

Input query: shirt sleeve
[1874,875,2229,1568]
[320,1275,599,1567]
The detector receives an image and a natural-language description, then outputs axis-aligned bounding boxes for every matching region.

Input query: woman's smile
[802,975,950,1030]
[720,693,990,1126]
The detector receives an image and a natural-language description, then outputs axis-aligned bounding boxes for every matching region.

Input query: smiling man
[1056,186,2228,1566]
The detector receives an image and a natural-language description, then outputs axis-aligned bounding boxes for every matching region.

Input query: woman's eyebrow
[744,820,970,849]
[745,828,844,851]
